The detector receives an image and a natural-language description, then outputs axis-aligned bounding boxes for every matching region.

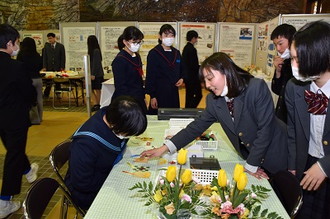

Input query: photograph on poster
[239,27,253,40]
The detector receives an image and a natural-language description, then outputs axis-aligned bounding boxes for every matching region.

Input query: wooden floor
[0,87,209,218]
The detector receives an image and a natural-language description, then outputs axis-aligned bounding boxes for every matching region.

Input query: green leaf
[260,209,268,217]
[232,192,249,208]
[252,205,261,216]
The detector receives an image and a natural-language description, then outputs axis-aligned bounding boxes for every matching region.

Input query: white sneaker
[25,163,39,183]
[0,200,20,218]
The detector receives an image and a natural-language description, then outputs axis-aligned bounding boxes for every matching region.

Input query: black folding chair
[23,177,85,219]
[270,170,303,218]
[49,139,86,218]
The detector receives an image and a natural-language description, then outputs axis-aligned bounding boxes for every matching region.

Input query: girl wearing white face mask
[142,52,289,181]
[111,26,147,114]
[145,24,184,115]
[285,21,330,219]
[270,24,296,124]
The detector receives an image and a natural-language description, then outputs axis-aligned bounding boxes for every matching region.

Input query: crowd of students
[0,20,329,219]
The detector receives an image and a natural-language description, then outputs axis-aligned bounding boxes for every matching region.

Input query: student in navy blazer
[285,21,330,219]
[142,52,288,179]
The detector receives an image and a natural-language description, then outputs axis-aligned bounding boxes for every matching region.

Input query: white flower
[251,192,257,198]
[170,182,175,188]
[159,179,164,185]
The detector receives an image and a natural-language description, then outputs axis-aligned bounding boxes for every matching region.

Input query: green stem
[174,165,183,213]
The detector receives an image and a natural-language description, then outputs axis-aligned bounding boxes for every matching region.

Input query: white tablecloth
[100,78,115,108]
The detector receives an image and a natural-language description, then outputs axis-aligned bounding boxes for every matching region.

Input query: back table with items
[84,116,290,219]
[41,71,85,106]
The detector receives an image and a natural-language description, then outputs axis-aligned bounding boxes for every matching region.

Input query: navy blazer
[171,78,288,174]
[286,79,330,179]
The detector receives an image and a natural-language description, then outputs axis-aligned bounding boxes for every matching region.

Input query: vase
[158,209,192,219]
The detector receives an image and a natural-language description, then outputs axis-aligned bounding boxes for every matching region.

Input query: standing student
[145,24,183,115]
[271,24,296,123]
[111,26,146,113]
[65,96,147,210]
[42,32,66,97]
[285,20,330,219]
[17,37,43,124]
[0,24,38,218]
[87,35,104,112]
[182,30,202,108]
[142,52,288,179]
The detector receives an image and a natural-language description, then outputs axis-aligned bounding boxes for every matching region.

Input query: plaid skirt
[296,155,330,219]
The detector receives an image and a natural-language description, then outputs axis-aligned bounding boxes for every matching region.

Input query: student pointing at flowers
[141,52,289,179]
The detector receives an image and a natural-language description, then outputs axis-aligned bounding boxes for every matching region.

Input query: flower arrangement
[129,152,283,219]
[204,164,283,219]
[129,149,206,218]
[244,65,261,74]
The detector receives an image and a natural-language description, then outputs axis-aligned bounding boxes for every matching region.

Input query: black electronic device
[157,108,204,120]
[189,155,221,170]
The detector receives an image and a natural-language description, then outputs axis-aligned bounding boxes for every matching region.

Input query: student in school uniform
[285,20,330,219]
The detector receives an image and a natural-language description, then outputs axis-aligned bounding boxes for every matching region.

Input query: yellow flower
[181,169,192,184]
[233,164,244,182]
[194,184,203,191]
[179,189,185,198]
[202,184,212,196]
[153,190,163,202]
[217,169,227,187]
[242,209,250,218]
[237,172,248,191]
[166,166,177,182]
[165,202,175,215]
[177,149,188,165]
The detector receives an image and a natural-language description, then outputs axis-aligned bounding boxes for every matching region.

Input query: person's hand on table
[300,163,326,191]
[245,167,269,180]
[140,145,169,158]
[91,75,95,80]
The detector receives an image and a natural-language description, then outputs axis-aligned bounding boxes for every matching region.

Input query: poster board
[254,16,280,77]
[137,22,178,74]
[60,22,96,72]
[20,31,45,54]
[178,22,216,64]
[218,22,256,69]
[98,21,137,74]
[281,13,330,30]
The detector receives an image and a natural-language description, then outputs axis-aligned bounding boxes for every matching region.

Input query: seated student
[65,96,147,210]
[285,20,330,219]
[142,52,288,179]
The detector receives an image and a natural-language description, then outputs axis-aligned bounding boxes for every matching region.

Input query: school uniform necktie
[51,44,55,49]
[304,89,329,115]
[226,99,234,117]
